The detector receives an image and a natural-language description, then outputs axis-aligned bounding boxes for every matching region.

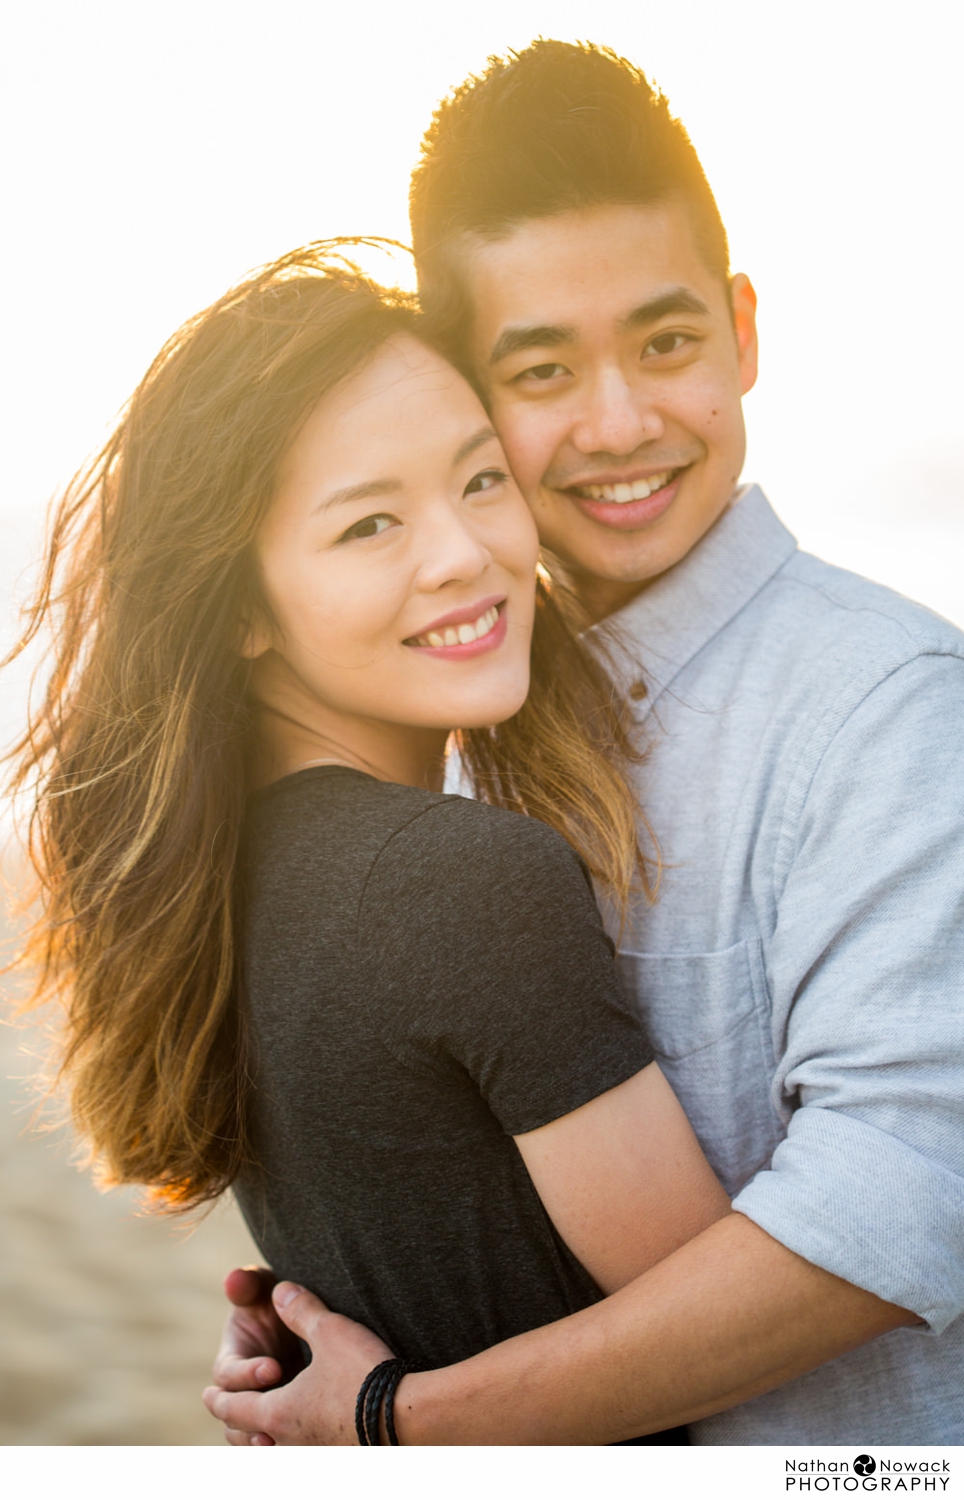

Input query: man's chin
[541,546,663,623]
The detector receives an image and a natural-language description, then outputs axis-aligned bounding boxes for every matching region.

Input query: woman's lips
[405,601,508,660]
[567,469,685,530]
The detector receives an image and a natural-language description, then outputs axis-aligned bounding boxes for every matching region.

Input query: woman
[6,244,729,1441]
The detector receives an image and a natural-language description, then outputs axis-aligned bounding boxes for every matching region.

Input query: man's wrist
[390,1324,605,1446]
[393,1368,449,1445]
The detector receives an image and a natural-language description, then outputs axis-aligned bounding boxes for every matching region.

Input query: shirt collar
[586,486,798,708]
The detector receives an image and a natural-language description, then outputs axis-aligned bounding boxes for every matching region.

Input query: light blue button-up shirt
[591,486,964,1444]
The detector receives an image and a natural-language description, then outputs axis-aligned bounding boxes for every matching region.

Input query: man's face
[463,201,759,619]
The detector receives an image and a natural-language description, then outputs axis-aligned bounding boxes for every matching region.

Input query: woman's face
[248,336,539,752]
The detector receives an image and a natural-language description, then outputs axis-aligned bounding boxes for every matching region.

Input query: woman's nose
[415,506,492,592]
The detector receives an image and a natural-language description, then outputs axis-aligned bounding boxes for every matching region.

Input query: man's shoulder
[777,548,964,661]
[605,489,964,700]
[738,550,964,761]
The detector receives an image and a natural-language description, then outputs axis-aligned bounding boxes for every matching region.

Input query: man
[205,41,964,1443]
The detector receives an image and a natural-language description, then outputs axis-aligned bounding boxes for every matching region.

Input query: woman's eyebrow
[452,425,499,466]
[312,478,402,516]
[310,430,496,516]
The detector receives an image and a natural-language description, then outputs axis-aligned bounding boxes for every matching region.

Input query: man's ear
[730,273,759,396]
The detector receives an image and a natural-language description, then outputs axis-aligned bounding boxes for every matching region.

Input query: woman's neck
[264,724,448,792]
[248,658,449,793]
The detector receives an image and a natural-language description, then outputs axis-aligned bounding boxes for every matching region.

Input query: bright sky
[2,0,963,751]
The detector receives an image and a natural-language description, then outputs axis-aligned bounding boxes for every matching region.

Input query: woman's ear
[238,608,273,660]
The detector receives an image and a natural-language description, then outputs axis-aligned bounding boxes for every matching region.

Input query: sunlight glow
[2,0,962,751]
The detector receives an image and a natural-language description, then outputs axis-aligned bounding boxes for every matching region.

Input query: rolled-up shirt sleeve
[733,651,964,1331]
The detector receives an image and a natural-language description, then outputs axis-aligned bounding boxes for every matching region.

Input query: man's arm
[205,1216,915,1444]
[398,1214,916,1444]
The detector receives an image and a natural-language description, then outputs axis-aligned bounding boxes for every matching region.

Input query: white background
[3,1441,958,1495]
[2,0,963,756]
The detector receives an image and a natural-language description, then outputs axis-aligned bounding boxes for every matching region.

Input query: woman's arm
[514,1061,731,1294]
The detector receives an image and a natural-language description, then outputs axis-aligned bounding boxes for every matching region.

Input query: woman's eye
[518,362,569,382]
[644,332,689,357]
[338,513,396,543]
[464,468,508,497]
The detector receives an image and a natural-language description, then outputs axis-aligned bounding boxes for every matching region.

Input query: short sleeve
[355,798,653,1134]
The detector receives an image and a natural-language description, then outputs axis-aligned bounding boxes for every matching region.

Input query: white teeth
[413,604,500,649]
[583,470,675,503]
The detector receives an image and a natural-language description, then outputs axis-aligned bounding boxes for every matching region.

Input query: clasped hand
[203,1267,393,1445]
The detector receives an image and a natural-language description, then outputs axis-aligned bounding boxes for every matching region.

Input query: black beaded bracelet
[355,1358,416,1445]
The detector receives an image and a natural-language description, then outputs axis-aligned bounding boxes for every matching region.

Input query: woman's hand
[204,1282,395,1445]
[210,1266,301,1397]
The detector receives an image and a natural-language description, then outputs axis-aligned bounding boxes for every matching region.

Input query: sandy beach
[1,857,260,1445]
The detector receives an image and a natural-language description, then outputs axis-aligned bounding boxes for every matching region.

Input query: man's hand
[204,1281,394,1445]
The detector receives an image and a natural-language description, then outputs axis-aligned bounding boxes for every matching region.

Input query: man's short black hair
[410,39,731,356]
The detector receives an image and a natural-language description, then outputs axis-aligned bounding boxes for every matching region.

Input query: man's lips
[559,466,688,530]
[567,466,683,503]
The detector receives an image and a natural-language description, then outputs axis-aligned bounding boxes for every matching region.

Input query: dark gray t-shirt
[234,766,653,1368]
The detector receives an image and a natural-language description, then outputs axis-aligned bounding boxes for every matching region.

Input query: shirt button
[628,679,648,702]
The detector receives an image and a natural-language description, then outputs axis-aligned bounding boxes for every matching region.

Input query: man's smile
[541,460,699,533]
[568,467,683,504]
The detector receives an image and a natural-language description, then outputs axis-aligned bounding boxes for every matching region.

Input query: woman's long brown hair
[4,242,655,1212]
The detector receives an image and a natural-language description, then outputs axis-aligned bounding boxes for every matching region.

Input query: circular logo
[854,1456,877,1476]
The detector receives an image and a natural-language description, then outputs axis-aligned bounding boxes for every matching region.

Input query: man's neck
[563,489,745,624]
[567,571,651,626]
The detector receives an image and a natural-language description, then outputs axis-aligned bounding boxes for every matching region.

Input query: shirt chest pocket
[615,939,782,1196]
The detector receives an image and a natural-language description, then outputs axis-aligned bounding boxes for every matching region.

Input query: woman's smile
[405,596,506,654]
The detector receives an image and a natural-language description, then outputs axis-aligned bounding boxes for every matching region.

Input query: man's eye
[644,332,689,357]
[518,362,569,382]
[464,468,508,496]
[338,513,396,542]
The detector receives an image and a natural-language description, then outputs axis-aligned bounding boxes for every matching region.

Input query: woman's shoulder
[422,791,581,860]
[365,791,594,915]
[247,767,590,912]
[243,768,444,888]
[251,766,440,828]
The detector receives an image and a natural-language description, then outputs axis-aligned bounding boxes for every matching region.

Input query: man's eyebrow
[312,478,402,517]
[487,289,711,367]
[453,425,499,465]
[621,288,711,330]
[488,325,576,366]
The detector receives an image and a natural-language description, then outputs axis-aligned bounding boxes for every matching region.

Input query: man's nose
[570,366,663,456]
